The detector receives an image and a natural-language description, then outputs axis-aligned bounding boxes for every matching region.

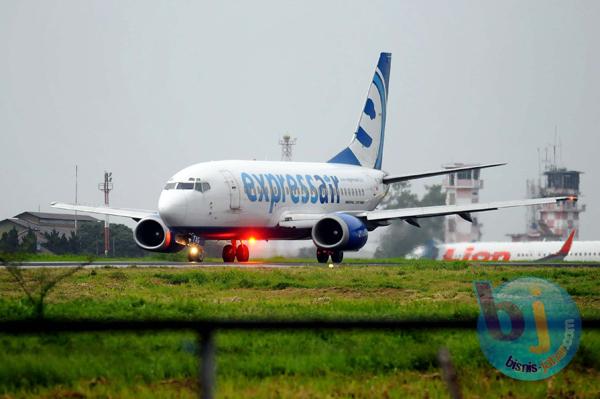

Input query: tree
[43,229,69,254]
[77,222,103,255]
[374,183,445,258]
[0,228,20,253]
[108,223,145,257]
[19,229,37,253]
[76,221,146,257]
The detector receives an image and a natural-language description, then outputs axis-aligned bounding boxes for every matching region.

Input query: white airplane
[409,230,600,262]
[51,53,576,263]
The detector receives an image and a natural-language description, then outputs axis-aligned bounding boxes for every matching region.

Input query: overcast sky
[1,1,598,242]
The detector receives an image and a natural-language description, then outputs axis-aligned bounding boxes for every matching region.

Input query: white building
[442,163,483,243]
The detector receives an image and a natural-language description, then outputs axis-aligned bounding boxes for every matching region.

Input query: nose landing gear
[316,248,344,264]
[187,244,205,262]
[222,240,250,263]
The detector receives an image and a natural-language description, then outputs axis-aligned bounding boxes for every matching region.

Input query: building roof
[0,218,32,229]
[14,211,99,222]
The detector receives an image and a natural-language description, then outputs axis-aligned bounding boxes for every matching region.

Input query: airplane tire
[222,244,236,262]
[316,248,329,263]
[187,246,205,262]
[331,251,343,264]
[188,252,205,262]
[236,244,250,262]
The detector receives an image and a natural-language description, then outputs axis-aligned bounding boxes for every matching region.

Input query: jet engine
[311,213,368,251]
[133,216,184,252]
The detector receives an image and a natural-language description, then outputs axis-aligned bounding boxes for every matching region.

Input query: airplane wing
[50,202,156,221]
[360,196,575,224]
[382,162,505,185]
[278,197,576,229]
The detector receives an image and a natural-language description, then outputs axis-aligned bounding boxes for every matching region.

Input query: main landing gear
[222,240,250,263]
[316,248,344,264]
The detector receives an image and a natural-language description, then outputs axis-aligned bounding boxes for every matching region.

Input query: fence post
[198,329,216,399]
[437,347,462,399]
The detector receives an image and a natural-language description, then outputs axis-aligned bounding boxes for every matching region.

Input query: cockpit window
[194,181,211,192]
[164,182,176,190]
[176,182,194,190]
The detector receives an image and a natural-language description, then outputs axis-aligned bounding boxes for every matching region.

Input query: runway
[3,260,600,268]
[2,261,305,269]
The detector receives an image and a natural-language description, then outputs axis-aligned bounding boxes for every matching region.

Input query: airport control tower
[442,163,483,243]
[509,144,585,241]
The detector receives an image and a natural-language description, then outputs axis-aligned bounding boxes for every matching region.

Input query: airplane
[51,52,577,263]
[408,230,600,262]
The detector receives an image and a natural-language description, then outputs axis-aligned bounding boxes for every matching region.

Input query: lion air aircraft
[51,52,576,263]
[409,230,600,262]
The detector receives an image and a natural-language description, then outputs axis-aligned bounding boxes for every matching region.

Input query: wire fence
[2,318,600,399]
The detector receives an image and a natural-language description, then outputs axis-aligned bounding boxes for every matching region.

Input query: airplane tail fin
[328,52,391,170]
[537,229,576,262]
[557,229,576,257]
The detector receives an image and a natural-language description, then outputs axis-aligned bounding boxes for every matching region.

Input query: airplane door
[221,170,241,210]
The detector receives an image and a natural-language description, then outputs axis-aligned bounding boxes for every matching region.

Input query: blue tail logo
[328,52,391,170]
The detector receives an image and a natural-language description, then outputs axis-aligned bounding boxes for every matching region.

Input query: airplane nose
[158,190,188,227]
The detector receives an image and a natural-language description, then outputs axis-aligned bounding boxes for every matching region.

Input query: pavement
[3,260,600,268]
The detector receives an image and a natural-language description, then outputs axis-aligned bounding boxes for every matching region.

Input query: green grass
[1,262,599,398]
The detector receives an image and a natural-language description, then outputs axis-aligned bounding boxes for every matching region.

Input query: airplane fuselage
[158,160,388,240]
[427,241,600,262]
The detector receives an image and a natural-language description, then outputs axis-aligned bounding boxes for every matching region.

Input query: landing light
[249,237,256,245]
[189,246,199,255]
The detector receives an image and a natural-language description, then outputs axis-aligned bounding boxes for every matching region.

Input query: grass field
[1,261,599,398]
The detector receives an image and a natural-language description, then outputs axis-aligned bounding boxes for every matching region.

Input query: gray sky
[1,1,598,241]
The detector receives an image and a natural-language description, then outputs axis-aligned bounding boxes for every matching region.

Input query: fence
[2,318,600,399]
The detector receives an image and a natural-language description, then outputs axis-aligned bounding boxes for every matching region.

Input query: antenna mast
[74,165,78,235]
[98,171,113,257]
[279,134,297,161]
